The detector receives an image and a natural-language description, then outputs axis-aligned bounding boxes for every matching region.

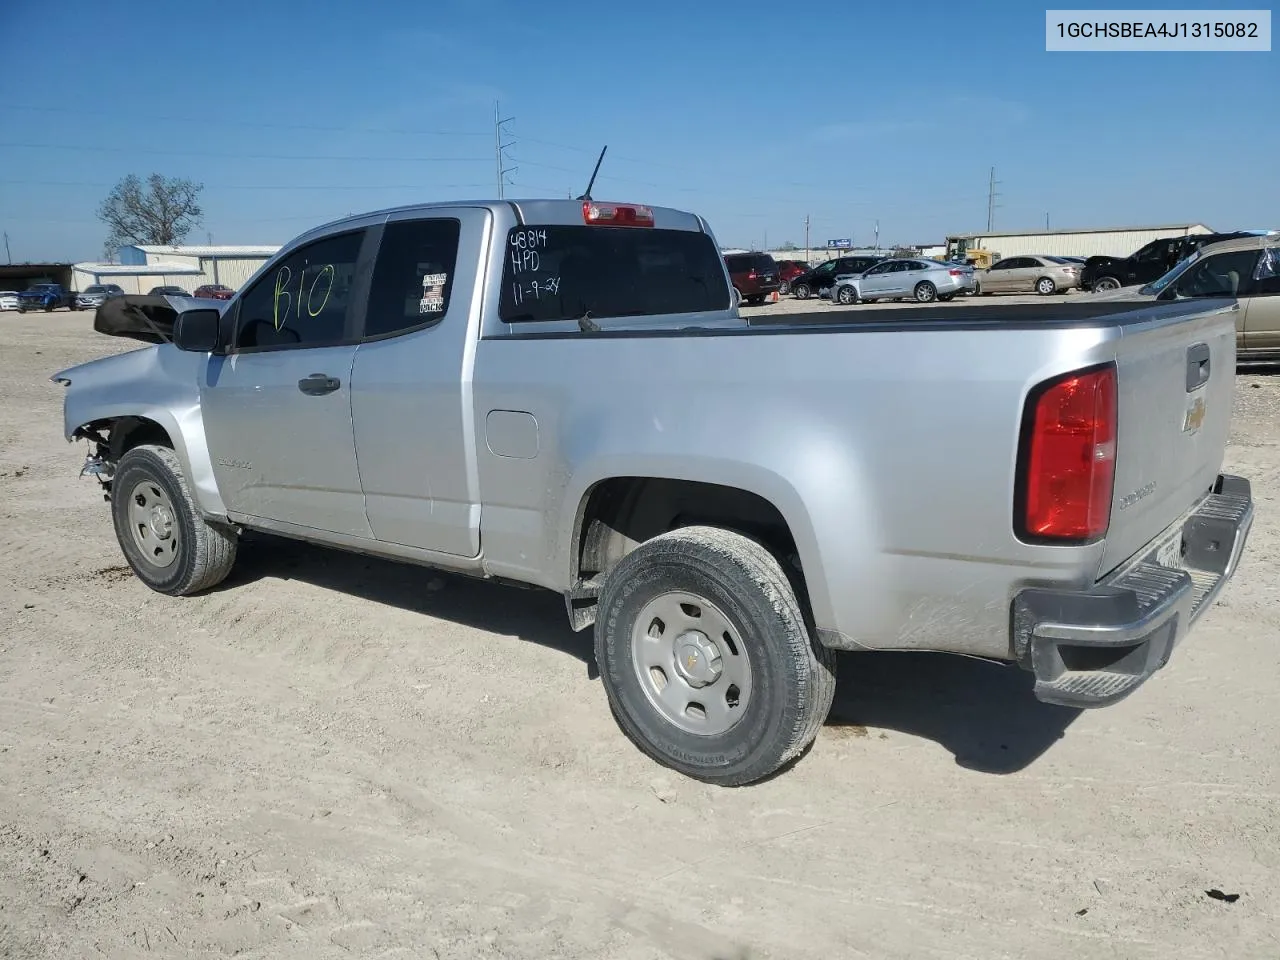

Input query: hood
[1087,285,1155,303]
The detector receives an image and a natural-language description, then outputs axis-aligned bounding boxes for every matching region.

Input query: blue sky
[0,0,1275,261]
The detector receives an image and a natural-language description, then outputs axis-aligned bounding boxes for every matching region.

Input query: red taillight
[1018,364,1117,542]
[949,268,964,276]
[747,270,758,280]
[582,201,654,226]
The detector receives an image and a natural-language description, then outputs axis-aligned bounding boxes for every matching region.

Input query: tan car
[1093,233,1280,363]
[973,255,1081,296]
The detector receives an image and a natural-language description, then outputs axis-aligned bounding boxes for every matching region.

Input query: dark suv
[724,252,781,305]
[1082,232,1258,292]
[789,255,887,300]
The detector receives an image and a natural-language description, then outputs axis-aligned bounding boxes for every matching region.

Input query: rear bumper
[1012,474,1254,708]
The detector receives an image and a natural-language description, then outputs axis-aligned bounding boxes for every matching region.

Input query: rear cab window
[499,225,730,323]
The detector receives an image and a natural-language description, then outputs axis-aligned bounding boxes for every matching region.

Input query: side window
[813,261,836,277]
[991,258,1013,270]
[1252,247,1280,295]
[234,230,363,350]
[1173,250,1262,298]
[365,218,461,339]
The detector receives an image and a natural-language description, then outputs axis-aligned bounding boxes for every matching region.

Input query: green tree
[98,173,204,251]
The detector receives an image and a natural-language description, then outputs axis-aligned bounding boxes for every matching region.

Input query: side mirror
[731,287,742,308]
[173,308,222,353]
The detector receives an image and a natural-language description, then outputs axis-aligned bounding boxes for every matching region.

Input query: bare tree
[97,173,204,252]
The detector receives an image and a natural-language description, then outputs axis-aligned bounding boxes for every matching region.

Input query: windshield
[85,286,106,294]
[1141,250,1201,295]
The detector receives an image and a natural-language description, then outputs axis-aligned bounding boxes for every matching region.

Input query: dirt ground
[1,304,1277,960]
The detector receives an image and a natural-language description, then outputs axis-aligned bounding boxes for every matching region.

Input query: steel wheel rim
[630,590,753,736]
[127,479,181,569]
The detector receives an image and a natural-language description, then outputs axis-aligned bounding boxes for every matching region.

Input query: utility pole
[494,100,517,198]
[763,228,768,252]
[986,166,1001,233]
[1045,212,1050,231]
[3,232,10,264]
[874,219,880,250]
[804,214,810,263]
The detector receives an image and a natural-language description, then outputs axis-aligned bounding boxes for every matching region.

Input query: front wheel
[913,281,937,303]
[111,444,238,596]
[792,282,811,300]
[835,284,858,305]
[595,526,836,786]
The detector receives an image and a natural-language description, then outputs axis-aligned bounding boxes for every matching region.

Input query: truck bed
[747,299,1201,330]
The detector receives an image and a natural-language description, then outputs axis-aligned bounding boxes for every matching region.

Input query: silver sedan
[832,258,975,304]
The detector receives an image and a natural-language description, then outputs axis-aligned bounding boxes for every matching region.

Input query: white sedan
[0,291,20,311]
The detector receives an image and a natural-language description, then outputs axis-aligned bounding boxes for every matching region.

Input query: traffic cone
[772,290,779,303]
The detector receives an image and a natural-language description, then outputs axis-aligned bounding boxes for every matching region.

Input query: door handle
[1186,343,1211,392]
[298,373,341,396]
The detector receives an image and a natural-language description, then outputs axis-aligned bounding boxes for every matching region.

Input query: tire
[44,302,54,313]
[1092,276,1120,292]
[111,444,238,596]
[1036,277,1056,296]
[778,280,790,295]
[913,281,937,303]
[17,305,26,313]
[792,282,811,300]
[835,284,858,305]
[595,525,836,786]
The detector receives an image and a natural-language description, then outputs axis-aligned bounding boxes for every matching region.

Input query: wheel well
[567,477,804,630]
[104,417,174,461]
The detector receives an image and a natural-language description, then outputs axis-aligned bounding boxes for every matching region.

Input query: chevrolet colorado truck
[51,199,1255,786]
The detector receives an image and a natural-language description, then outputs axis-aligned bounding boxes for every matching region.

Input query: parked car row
[0,281,242,315]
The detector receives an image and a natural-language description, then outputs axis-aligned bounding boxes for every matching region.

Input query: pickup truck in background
[19,282,77,312]
[52,199,1255,786]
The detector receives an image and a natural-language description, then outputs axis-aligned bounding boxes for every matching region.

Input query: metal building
[72,243,280,296]
[946,223,1214,260]
[121,244,280,290]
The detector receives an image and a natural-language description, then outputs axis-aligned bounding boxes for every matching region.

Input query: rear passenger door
[1243,246,1280,354]
[1006,257,1040,291]
[348,210,485,557]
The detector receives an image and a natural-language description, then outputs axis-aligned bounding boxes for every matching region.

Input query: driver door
[858,261,895,297]
[199,227,377,538]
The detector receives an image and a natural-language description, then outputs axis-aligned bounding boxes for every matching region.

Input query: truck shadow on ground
[224,534,1079,775]
[827,651,1080,774]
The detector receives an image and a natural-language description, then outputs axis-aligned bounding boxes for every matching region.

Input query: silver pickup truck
[52,199,1255,786]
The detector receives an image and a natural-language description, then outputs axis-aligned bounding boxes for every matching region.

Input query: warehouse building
[945,223,1213,261]
[72,243,279,295]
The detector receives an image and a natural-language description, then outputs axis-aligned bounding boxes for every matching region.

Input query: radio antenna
[577,145,608,201]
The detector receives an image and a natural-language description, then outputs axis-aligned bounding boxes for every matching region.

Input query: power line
[0,178,495,191]
[0,104,489,138]
[0,142,491,163]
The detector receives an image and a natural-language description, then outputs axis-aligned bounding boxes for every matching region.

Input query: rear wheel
[778,280,790,295]
[111,444,238,596]
[1036,277,1056,295]
[1092,276,1121,292]
[792,282,811,300]
[595,526,836,786]
[913,281,937,303]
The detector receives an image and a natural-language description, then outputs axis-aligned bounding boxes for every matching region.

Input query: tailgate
[1099,299,1238,574]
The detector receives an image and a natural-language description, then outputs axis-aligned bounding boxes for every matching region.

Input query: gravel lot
[1,303,1277,960]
